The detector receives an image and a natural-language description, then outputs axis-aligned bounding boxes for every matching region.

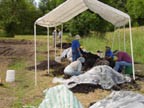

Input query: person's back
[64,57,85,76]
[72,35,82,61]
[72,40,80,50]
[117,51,132,63]
[113,50,132,72]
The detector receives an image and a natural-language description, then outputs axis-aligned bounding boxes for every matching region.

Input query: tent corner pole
[124,25,126,52]
[118,27,120,51]
[129,19,135,80]
[34,23,37,86]
[61,24,63,54]
[47,27,50,74]
[54,26,57,60]
[112,26,116,51]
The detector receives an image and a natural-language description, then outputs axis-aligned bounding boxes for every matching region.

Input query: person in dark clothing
[105,46,115,68]
[72,35,82,62]
[105,46,114,59]
[113,50,132,72]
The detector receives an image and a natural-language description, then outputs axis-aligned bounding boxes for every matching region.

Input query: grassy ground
[0,26,144,108]
[80,26,144,63]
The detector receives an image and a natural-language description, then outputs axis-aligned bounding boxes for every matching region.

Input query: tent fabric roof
[36,0,130,28]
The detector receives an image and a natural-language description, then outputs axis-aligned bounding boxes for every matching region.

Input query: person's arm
[105,52,112,59]
[76,41,82,56]
[77,48,82,56]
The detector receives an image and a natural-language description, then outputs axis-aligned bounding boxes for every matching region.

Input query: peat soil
[1,40,143,95]
[27,60,68,76]
[70,80,141,94]
[0,39,35,57]
[56,42,71,49]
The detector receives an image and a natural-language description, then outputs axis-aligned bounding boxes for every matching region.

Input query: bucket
[125,66,133,75]
[6,70,15,82]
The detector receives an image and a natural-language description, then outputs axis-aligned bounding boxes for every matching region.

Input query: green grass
[80,26,144,63]
[0,26,144,108]
[37,45,47,52]
[37,54,46,62]
[9,60,25,70]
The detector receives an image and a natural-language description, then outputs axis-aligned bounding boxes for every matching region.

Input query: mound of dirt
[28,60,66,76]
[70,84,101,93]
[0,39,33,45]
[70,80,140,93]
[56,43,71,49]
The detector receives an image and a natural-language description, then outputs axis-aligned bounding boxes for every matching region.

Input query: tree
[126,0,144,26]
[0,0,40,37]
[66,10,112,36]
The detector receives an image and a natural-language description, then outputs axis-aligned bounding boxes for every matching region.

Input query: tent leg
[55,26,57,60]
[61,24,63,54]
[129,19,135,80]
[124,25,126,52]
[47,27,50,74]
[34,24,37,86]
[118,27,120,51]
[112,27,116,51]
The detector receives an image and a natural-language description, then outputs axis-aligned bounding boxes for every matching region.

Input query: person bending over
[105,46,115,68]
[113,50,132,72]
[72,35,82,62]
[64,57,85,76]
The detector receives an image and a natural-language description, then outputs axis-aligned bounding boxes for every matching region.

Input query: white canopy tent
[34,0,135,86]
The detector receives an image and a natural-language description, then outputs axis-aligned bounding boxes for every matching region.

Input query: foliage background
[0,0,144,37]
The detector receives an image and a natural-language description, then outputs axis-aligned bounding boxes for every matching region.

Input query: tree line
[0,0,144,37]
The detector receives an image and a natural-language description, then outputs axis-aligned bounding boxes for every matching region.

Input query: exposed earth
[0,38,144,108]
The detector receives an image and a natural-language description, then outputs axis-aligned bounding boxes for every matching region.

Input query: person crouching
[113,50,132,72]
[64,57,85,76]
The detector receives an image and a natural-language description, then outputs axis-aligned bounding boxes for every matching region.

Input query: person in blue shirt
[72,35,82,62]
[105,46,114,68]
[105,46,114,59]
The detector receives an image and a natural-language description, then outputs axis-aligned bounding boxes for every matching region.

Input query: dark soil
[0,39,34,57]
[70,84,102,94]
[0,39,33,45]
[27,60,66,76]
[70,80,140,94]
[56,42,71,49]
[87,102,96,108]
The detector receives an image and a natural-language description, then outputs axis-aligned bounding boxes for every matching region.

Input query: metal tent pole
[124,25,126,52]
[112,26,116,51]
[34,24,37,86]
[54,26,57,60]
[61,24,63,54]
[118,27,120,51]
[129,19,135,80]
[47,27,50,74]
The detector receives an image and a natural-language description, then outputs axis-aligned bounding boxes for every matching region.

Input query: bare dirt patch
[27,59,69,76]
[0,39,34,57]
[56,42,71,49]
